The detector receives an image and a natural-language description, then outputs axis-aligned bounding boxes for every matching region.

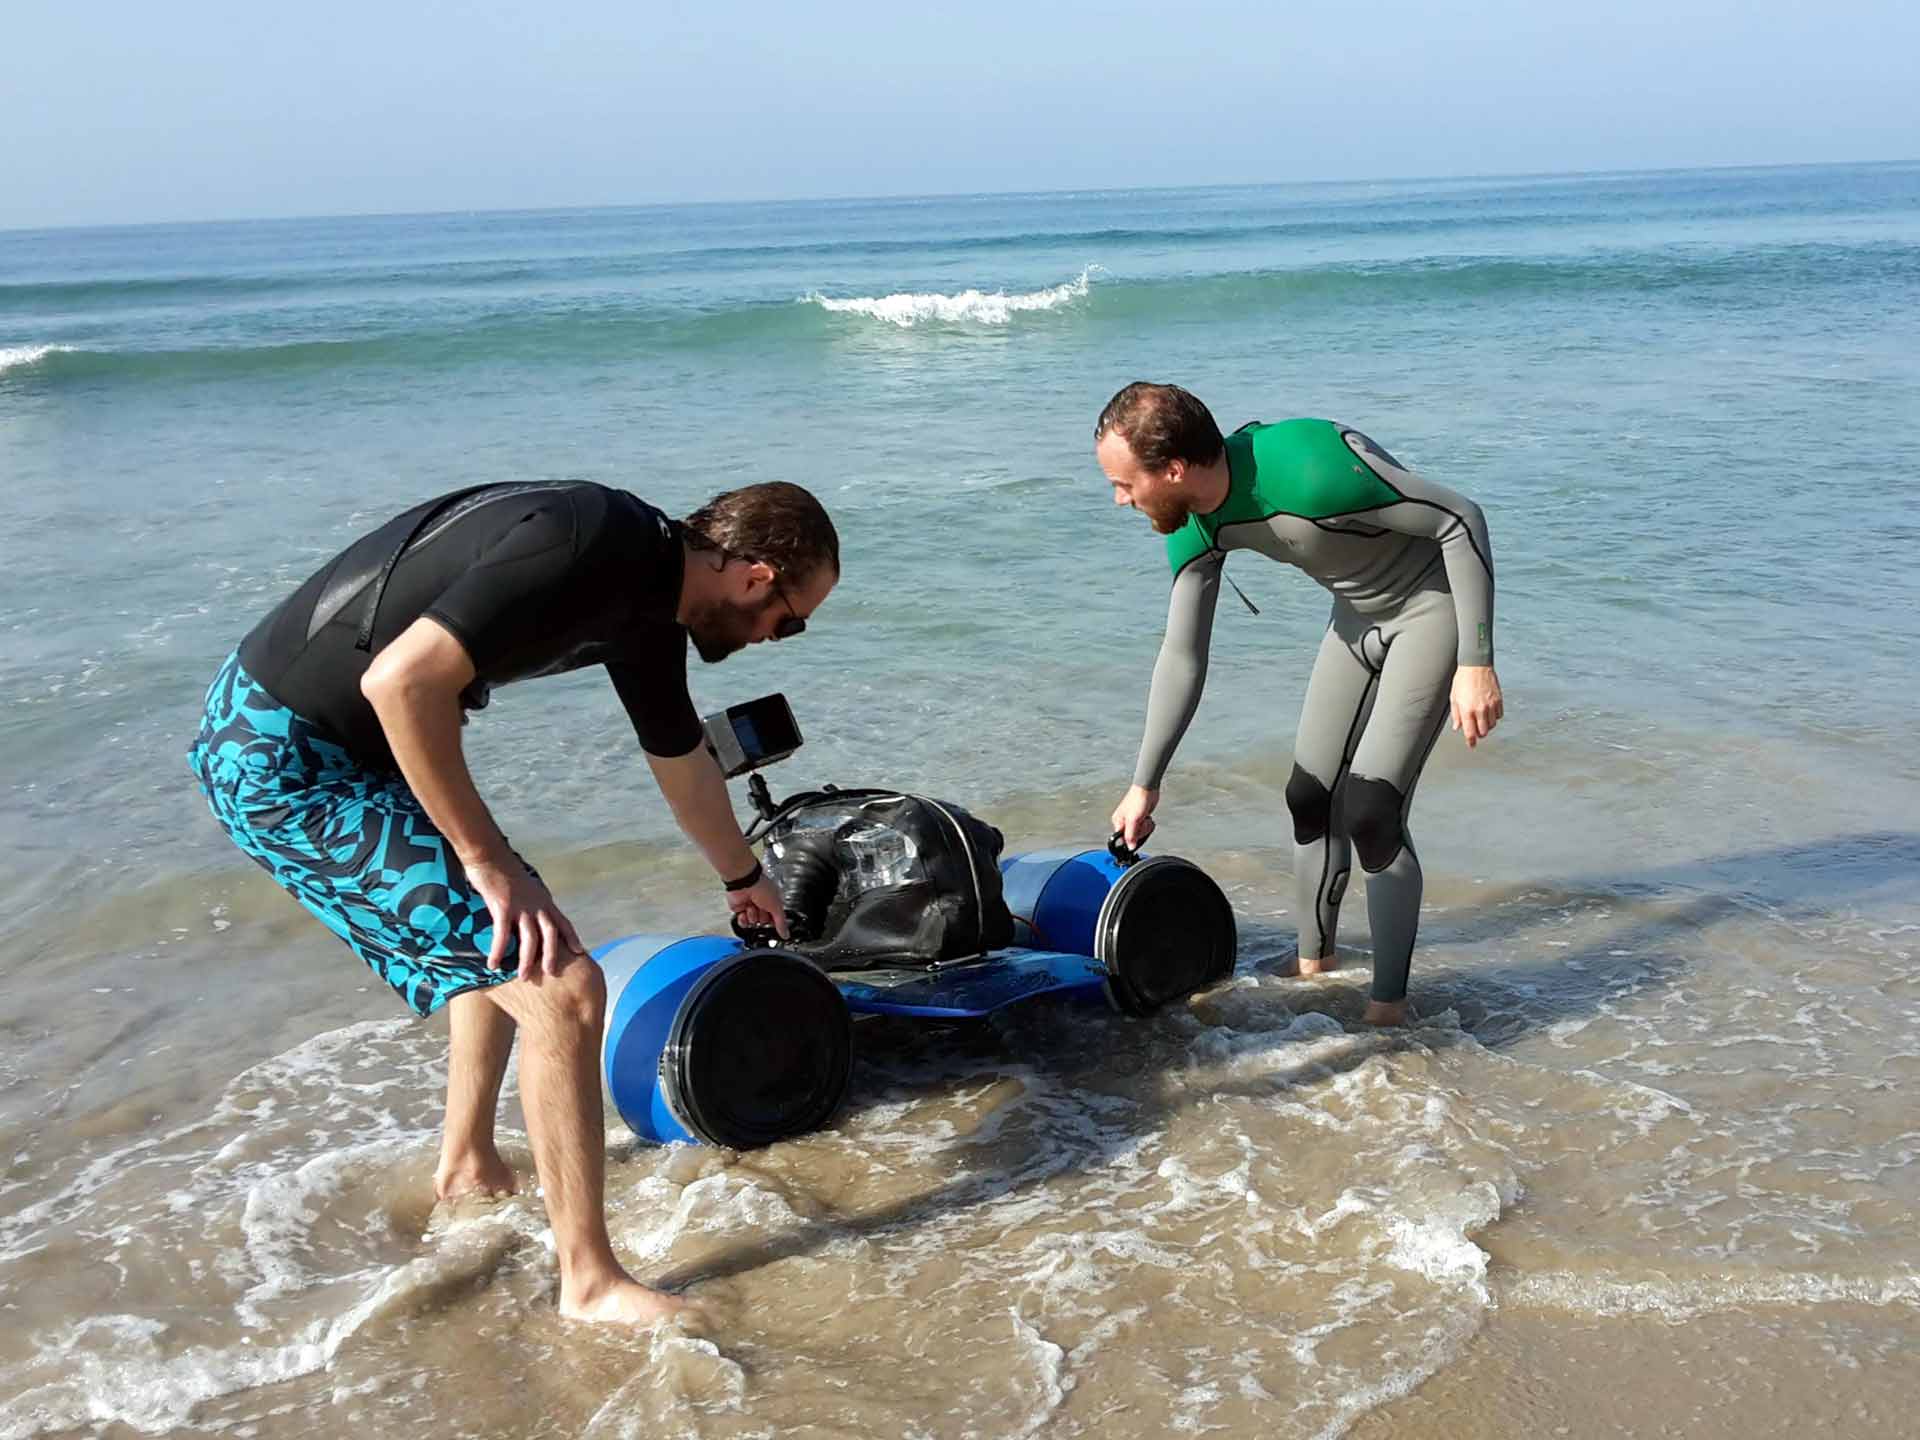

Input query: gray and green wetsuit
[1136,419,1495,1002]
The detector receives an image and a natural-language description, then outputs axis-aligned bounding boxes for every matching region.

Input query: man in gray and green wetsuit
[1096,382,1505,1025]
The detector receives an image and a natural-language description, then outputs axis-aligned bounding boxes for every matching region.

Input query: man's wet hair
[1095,382,1226,471]
[684,482,840,581]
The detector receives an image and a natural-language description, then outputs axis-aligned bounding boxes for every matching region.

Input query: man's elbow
[360,650,442,711]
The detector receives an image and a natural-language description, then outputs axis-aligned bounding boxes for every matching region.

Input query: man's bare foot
[560,1276,691,1327]
[434,1149,519,1202]
[1363,999,1409,1026]
[1296,953,1338,977]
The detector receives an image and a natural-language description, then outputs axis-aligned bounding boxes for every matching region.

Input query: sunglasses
[769,573,807,640]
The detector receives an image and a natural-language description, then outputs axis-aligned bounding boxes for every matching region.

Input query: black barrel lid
[661,950,854,1148]
[1096,857,1237,1017]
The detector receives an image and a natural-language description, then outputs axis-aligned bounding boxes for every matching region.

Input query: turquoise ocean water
[3,163,1918,901]
[2,163,1918,1438]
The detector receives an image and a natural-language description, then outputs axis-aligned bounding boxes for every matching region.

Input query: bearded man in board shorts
[190,480,835,1325]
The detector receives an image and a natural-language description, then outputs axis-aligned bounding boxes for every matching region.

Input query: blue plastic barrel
[594,934,853,1148]
[591,841,1235,1146]
[999,847,1237,1015]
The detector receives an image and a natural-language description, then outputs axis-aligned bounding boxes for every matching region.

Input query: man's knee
[1343,775,1408,873]
[1285,764,1334,845]
[518,957,607,1033]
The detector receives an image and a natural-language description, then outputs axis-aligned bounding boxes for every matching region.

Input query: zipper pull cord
[1223,568,1260,616]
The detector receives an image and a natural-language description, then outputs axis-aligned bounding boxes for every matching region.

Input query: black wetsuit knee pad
[1344,776,1407,873]
[1285,764,1334,844]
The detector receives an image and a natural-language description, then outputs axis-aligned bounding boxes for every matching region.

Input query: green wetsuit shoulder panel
[1164,419,1403,575]
[1240,419,1404,520]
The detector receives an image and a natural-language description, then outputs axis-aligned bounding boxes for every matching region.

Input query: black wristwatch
[722,860,763,892]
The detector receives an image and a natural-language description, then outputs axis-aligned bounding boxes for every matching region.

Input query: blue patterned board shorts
[188,651,521,1018]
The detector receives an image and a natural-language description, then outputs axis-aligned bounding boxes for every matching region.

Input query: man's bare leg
[482,960,685,1325]
[1296,951,1338,976]
[436,990,520,1201]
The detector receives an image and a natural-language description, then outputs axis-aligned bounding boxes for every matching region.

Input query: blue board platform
[832,947,1110,1018]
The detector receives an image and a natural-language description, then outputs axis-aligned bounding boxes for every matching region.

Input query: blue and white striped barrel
[594,934,853,1148]
[999,847,1237,1015]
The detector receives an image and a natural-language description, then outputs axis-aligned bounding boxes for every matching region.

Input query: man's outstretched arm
[362,616,587,978]
[644,746,790,937]
[1133,552,1225,791]
[1115,552,1224,846]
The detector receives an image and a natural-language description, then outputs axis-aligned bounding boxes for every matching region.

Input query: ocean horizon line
[3,154,1914,241]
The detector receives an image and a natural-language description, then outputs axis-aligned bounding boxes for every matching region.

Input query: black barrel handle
[729,913,790,947]
[1107,830,1143,867]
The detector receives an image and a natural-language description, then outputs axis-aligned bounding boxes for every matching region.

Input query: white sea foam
[233,1140,417,1324]
[578,1330,749,1439]
[1381,1180,1505,1290]
[804,267,1100,327]
[4,1294,351,1438]
[0,1213,545,1439]
[1018,1226,1199,1291]
[1508,1267,1920,1320]
[1006,1311,1071,1438]
[0,344,71,375]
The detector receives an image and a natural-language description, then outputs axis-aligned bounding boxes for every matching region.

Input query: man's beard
[1142,493,1191,534]
[687,593,775,664]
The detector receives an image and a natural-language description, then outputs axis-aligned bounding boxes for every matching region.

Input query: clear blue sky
[5,0,1916,229]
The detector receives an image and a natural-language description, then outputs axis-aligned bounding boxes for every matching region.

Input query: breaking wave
[803,267,1100,326]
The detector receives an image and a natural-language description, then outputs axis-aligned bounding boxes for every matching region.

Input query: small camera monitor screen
[732,697,799,761]
[702,693,803,776]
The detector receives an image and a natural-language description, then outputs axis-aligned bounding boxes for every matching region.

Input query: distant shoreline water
[6,154,1914,234]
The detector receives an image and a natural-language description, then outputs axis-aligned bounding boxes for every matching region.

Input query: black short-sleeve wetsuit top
[237,482,704,772]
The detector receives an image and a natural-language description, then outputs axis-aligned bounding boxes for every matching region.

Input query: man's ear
[745,559,777,592]
[1165,459,1187,487]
